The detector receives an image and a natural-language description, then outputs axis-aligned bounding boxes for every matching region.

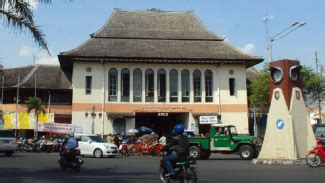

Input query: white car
[75,134,118,158]
[0,130,17,156]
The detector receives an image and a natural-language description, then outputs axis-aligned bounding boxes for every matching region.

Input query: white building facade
[59,9,263,136]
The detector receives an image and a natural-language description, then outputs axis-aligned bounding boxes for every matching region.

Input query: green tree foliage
[301,66,322,104]
[248,63,270,110]
[25,97,45,138]
[0,0,50,52]
[248,64,321,110]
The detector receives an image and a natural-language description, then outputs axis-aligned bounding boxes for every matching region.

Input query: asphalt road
[0,152,325,183]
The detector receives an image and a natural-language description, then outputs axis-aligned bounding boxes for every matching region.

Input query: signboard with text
[38,123,85,134]
[199,116,219,124]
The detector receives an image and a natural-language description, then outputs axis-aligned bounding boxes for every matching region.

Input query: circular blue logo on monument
[276,119,285,129]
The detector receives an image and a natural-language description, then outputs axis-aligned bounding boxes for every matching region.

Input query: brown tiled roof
[0,65,71,89]
[246,67,261,82]
[59,9,263,70]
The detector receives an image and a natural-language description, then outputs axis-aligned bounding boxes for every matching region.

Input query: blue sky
[0,0,324,70]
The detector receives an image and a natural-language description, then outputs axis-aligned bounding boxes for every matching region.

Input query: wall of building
[71,62,249,134]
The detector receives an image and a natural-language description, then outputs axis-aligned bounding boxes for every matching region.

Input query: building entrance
[135,112,187,137]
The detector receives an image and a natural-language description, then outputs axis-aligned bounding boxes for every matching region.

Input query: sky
[0,0,324,71]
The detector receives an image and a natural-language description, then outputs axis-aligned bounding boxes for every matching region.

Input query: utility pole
[315,51,323,124]
[33,53,37,97]
[16,75,20,137]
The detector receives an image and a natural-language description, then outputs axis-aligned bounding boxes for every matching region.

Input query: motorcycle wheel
[182,168,197,183]
[159,167,170,183]
[60,164,66,171]
[73,166,80,172]
[306,153,321,167]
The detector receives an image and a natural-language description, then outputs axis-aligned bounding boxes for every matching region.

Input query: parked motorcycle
[119,141,129,156]
[159,150,197,183]
[306,139,325,167]
[58,148,83,172]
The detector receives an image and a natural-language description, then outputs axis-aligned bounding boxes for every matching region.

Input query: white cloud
[19,46,59,65]
[239,43,256,55]
[19,46,33,57]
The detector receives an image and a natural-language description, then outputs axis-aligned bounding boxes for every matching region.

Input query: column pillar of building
[189,69,194,103]
[142,68,145,102]
[202,70,206,103]
[166,69,170,103]
[154,69,158,103]
[117,68,121,103]
[178,69,182,103]
[130,68,134,103]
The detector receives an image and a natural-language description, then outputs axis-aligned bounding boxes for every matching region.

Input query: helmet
[173,124,185,135]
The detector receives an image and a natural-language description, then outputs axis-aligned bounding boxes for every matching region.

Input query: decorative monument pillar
[256,60,316,163]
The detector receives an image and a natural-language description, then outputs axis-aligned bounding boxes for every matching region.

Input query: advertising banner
[18,113,30,129]
[3,112,54,130]
[4,113,14,129]
[38,123,85,134]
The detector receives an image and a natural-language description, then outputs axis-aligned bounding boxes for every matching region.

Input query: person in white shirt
[159,135,166,146]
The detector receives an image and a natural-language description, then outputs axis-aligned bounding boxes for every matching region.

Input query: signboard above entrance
[199,116,219,124]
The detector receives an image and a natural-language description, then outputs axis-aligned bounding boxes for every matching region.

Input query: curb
[252,158,306,165]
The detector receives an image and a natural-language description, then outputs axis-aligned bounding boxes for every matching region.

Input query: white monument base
[257,88,316,162]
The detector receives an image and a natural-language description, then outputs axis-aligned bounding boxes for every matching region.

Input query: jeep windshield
[229,126,238,135]
[89,136,105,143]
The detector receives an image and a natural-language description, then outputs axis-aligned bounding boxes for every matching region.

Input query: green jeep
[188,124,260,160]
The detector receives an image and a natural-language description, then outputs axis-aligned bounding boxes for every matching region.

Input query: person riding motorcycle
[60,131,79,162]
[162,124,190,178]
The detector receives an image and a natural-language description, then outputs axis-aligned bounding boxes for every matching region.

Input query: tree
[248,63,270,110]
[0,0,49,52]
[25,97,45,138]
[248,64,322,110]
[301,66,322,105]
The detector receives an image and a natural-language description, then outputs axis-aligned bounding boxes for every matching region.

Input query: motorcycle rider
[60,131,79,162]
[163,124,190,178]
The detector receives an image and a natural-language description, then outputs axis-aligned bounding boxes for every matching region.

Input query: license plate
[76,156,81,159]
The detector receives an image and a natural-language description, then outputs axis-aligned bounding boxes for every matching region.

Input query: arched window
[145,69,154,102]
[193,70,201,102]
[108,68,118,102]
[205,70,213,102]
[157,69,166,102]
[169,69,178,102]
[133,69,142,102]
[121,68,130,102]
[181,70,190,102]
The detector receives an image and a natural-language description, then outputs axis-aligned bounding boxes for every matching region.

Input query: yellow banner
[4,113,13,129]
[19,113,30,129]
[2,112,54,130]
[38,113,47,123]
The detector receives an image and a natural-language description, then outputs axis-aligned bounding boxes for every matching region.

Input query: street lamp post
[269,21,306,61]
[85,105,102,134]
[315,52,323,124]
[249,108,262,138]
[90,106,96,134]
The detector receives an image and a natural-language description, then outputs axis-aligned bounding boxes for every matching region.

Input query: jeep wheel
[189,146,201,159]
[239,145,254,160]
